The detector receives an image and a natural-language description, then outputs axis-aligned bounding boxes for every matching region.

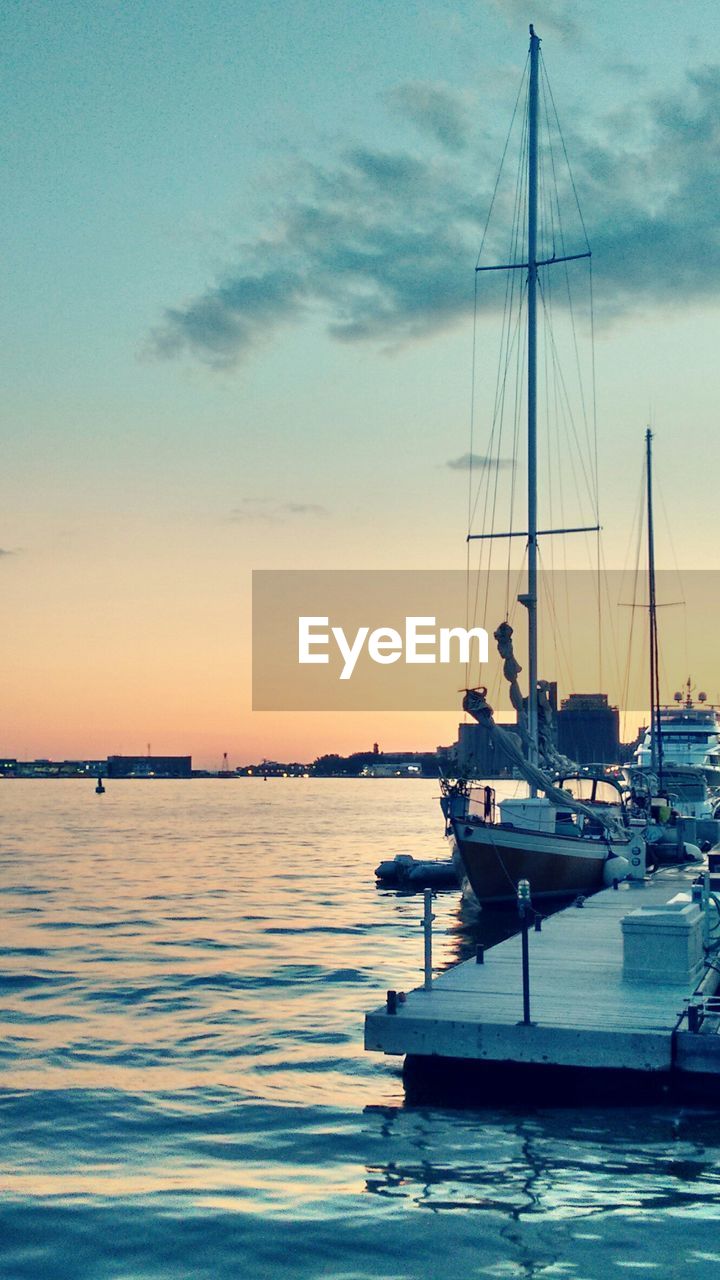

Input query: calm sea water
[3,778,720,1280]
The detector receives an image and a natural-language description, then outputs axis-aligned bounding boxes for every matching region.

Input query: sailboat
[441,27,645,904]
[633,532,720,799]
[625,432,720,840]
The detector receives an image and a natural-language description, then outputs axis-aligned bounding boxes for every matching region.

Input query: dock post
[517,879,532,1025]
[423,889,435,991]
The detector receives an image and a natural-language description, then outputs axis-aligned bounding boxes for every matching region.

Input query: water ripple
[2,781,720,1280]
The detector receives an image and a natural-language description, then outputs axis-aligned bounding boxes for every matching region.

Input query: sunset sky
[2,0,719,767]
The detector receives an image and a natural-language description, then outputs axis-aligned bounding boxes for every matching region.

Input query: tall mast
[646,427,663,784]
[526,24,540,773]
[469,26,596,786]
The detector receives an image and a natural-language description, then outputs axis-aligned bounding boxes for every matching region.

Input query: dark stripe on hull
[455,832,606,903]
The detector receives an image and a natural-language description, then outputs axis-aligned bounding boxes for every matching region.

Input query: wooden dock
[365,867,720,1102]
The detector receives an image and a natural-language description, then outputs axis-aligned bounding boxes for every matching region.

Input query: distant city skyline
[2,1,719,767]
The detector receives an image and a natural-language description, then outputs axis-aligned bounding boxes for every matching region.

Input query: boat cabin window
[662,731,711,743]
[559,778,621,806]
[661,775,705,801]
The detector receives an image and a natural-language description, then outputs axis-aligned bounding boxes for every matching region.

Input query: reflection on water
[364,1105,720,1218]
[2,779,720,1280]
[446,895,527,964]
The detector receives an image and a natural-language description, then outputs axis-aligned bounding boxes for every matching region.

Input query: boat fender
[603,854,630,886]
[683,842,703,864]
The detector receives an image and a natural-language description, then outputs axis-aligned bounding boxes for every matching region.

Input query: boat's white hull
[451,819,622,904]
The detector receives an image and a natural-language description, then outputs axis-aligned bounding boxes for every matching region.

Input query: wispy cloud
[154,270,305,367]
[152,142,483,366]
[569,65,720,317]
[446,453,512,472]
[0,547,18,557]
[230,499,329,522]
[153,66,720,368]
[485,0,581,42]
[387,82,473,152]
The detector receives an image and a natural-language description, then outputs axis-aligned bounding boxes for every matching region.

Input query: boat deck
[365,867,720,1093]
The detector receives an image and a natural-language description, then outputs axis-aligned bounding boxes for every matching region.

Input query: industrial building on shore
[0,694,639,780]
[454,689,634,777]
[0,755,193,779]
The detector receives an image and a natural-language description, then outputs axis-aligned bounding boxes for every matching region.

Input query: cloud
[152,143,483,365]
[153,269,307,368]
[153,65,720,368]
[606,60,649,82]
[568,65,720,317]
[230,499,329,522]
[446,453,512,471]
[485,0,581,42]
[387,82,473,151]
[0,548,18,557]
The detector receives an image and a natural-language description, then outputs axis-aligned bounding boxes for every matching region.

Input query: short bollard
[422,889,435,991]
[688,1004,702,1033]
[517,879,532,1026]
[476,944,485,964]
[386,989,398,1015]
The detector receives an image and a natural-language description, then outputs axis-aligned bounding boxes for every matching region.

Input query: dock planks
[365,868,717,1077]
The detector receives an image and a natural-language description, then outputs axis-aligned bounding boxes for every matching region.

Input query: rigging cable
[656,477,689,689]
[465,55,529,689]
[541,53,602,694]
[468,71,531,694]
[619,465,648,736]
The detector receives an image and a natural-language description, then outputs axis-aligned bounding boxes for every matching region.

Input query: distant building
[454,722,521,777]
[106,755,192,778]
[453,683,558,777]
[10,759,105,778]
[557,693,620,764]
[360,761,422,777]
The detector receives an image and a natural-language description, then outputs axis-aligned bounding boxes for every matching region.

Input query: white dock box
[621,896,704,985]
